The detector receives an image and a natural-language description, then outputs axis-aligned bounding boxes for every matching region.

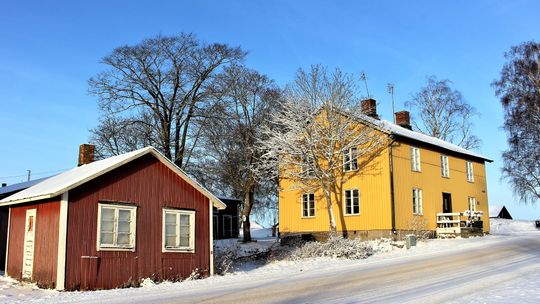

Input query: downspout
[389,138,397,235]
[209,199,214,276]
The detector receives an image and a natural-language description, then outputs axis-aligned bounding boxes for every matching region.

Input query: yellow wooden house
[278,99,492,239]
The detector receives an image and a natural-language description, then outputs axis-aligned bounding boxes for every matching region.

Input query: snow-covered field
[0,219,539,303]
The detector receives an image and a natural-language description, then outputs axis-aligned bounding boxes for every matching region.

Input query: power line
[0,168,69,180]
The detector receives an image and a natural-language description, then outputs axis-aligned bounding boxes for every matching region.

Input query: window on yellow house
[441,155,450,178]
[344,189,360,215]
[411,147,421,172]
[343,147,359,172]
[302,193,315,217]
[468,197,476,212]
[466,161,474,182]
[413,188,423,215]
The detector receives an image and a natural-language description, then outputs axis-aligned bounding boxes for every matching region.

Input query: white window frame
[162,208,196,253]
[468,196,477,212]
[97,203,137,252]
[411,146,421,172]
[466,161,474,182]
[441,155,450,178]
[302,193,315,218]
[344,189,360,216]
[413,188,423,215]
[343,147,359,172]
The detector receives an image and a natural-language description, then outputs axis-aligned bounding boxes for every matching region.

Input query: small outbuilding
[0,145,225,290]
[213,198,241,240]
[489,205,513,220]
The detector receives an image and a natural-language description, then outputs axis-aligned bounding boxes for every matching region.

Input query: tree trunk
[324,188,337,234]
[241,189,254,243]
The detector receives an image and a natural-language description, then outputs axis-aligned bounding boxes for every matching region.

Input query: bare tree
[193,65,281,242]
[88,33,245,167]
[259,65,388,232]
[406,76,481,150]
[493,41,540,203]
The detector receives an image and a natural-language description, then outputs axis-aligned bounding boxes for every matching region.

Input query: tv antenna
[359,72,370,98]
[387,83,395,123]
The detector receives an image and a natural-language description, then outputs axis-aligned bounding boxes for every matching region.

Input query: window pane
[166,223,177,236]
[166,236,176,247]
[165,213,176,225]
[102,208,114,220]
[101,232,113,244]
[101,220,114,233]
[118,220,130,233]
[117,233,130,245]
[119,209,131,221]
[180,214,190,226]
[179,235,189,247]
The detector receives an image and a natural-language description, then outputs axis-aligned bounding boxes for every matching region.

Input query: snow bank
[490,218,538,234]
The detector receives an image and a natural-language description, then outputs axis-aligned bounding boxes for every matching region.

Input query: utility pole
[27,170,31,182]
[387,83,395,123]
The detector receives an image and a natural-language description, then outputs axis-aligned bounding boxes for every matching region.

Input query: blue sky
[1,1,539,219]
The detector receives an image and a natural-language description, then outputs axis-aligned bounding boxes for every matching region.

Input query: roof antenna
[360,72,370,98]
[387,83,395,123]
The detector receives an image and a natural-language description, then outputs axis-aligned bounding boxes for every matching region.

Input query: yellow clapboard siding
[392,142,490,232]
[279,147,392,233]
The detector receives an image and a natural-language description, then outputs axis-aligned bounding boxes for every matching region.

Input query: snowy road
[169,234,540,303]
[3,231,540,303]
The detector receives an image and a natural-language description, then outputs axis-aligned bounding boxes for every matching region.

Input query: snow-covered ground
[0,219,539,303]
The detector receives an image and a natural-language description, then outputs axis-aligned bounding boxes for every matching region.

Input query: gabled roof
[0,147,226,209]
[0,176,51,196]
[356,113,492,162]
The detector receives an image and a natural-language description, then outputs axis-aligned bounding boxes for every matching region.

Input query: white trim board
[56,192,68,290]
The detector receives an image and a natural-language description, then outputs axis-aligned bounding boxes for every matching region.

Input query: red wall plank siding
[6,198,60,287]
[65,154,210,290]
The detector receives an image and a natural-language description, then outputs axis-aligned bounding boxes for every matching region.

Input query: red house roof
[0,146,226,209]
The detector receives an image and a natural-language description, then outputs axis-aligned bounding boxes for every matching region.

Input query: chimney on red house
[78,144,95,166]
[361,98,379,119]
[395,111,412,130]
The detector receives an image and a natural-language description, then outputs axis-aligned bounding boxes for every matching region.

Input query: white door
[22,209,37,279]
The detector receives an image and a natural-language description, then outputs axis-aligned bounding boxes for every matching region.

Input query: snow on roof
[0,147,226,209]
[489,205,504,217]
[357,113,492,162]
[0,176,52,196]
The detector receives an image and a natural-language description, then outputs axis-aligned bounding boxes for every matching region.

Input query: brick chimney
[78,144,95,166]
[395,111,412,130]
[361,98,379,119]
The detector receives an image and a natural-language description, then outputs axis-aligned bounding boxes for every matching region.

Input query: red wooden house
[0,145,225,290]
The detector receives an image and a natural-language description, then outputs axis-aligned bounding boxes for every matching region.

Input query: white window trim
[344,189,360,216]
[301,193,315,218]
[466,161,475,182]
[413,188,423,215]
[343,147,359,172]
[411,147,421,172]
[162,208,196,253]
[441,155,450,178]
[96,203,137,252]
[468,196,477,212]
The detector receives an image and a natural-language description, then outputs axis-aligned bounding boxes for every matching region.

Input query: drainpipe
[389,138,397,235]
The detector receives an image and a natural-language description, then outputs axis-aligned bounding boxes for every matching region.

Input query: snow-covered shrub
[284,236,375,260]
[214,243,239,275]
[407,216,433,240]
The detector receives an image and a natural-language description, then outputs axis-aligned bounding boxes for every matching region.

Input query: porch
[436,211,484,238]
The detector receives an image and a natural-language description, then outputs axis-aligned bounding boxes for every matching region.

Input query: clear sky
[1,1,539,219]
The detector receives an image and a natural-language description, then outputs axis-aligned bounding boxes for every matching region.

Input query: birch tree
[259,65,388,232]
[88,33,245,167]
[406,76,481,150]
[493,41,540,203]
